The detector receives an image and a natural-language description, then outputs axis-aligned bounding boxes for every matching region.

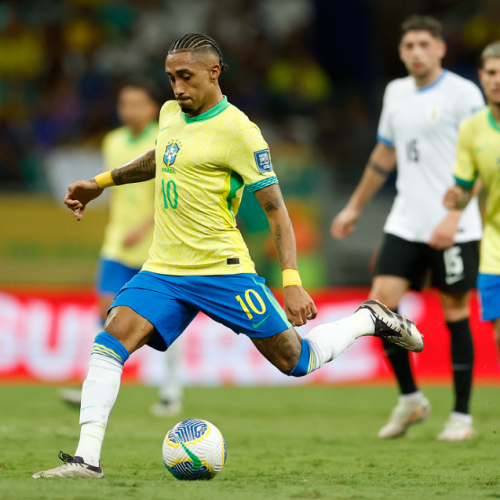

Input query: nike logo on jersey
[253,314,270,329]
[160,127,169,132]
[445,274,464,285]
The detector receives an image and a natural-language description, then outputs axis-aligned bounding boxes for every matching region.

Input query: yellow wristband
[282,269,302,288]
[94,171,115,189]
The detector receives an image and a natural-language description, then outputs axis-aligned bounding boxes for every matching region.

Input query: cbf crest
[164,142,181,167]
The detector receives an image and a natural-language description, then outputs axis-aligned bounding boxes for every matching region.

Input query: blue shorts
[111,271,292,351]
[477,273,500,321]
[96,258,142,296]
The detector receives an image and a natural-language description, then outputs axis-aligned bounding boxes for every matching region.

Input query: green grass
[1,385,500,500]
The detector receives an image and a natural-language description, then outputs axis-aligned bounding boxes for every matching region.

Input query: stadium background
[0,0,499,385]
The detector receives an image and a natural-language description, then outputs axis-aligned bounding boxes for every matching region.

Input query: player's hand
[331,207,360,240]
[429,214,459,250]
[443,186,466,209]
[64,179,104,221]
[284,286,318,327]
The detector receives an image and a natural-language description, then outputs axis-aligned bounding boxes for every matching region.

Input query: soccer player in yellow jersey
[34,34,423,478]
[444,41,500,360]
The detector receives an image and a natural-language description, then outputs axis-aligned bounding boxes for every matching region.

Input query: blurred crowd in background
[1,0,499,287]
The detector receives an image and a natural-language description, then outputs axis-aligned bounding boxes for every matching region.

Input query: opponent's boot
[378,397,432,438]
[356,299,424,352]
[150,399,183,417]
[437,413,474,441]
[33,451,105,478]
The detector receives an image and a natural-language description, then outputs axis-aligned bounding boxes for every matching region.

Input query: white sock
[75,354,123,466]
[399,391,423,404]
[450,411,473,425]
[305,309,375,370]
[159,341,183,403]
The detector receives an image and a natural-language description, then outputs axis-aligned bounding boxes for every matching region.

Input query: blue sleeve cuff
[246,176,279,193]
[377,134,394,148]
[454,175,476,189]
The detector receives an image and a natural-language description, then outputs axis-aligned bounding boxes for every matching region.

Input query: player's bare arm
[254,183,317,327]
[64,149,156,221]
[432,180,483,249]
[331,142,396,240]
[112,148,156,185]
[443,185,473,210]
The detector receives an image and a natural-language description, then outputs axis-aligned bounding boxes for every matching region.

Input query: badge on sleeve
[254,149,273,173]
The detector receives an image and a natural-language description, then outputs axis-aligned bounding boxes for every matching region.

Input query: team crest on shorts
[254,149,273,173]
[164,142,181,167]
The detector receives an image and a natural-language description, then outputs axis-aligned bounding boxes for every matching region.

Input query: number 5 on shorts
[235,290,267,319]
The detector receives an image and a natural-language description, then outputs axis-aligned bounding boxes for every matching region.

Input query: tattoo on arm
[368,159,391,177]
[255,184,285,213]
[111,149,156,185]
[273,224,286,267]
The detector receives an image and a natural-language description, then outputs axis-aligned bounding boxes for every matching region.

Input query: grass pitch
[0,385,499,500]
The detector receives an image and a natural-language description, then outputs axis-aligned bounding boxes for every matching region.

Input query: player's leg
[251,296,422,376]
[436,290,474,440]
[60,258,140,407]
[34,272,197,478]
[371,234,431,438]
[433,242,478,441]
[190,274,422,378]
[33,306,156,478]
[151,339,184,417]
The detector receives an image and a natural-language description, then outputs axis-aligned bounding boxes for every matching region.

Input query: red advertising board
[0,288,498,385]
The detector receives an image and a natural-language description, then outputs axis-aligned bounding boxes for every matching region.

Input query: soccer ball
[162,418,227,480]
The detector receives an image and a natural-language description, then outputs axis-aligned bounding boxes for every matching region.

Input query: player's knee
[103,305,155,354]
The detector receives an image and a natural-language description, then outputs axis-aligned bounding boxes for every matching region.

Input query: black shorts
[374,233,479,292]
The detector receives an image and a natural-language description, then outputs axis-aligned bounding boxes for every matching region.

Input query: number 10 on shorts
[235,290,267,319]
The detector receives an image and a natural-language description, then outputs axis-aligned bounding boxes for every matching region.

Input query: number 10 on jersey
[162,179,178,209]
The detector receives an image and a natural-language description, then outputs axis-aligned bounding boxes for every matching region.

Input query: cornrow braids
[169,33,229,72]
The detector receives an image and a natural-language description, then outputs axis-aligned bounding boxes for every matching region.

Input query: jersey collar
[415,69,447,93]
[125,121,157,144]
[182,96,230,123]
[487,107,500,133]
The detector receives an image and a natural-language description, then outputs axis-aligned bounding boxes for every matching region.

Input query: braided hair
[168,33,229,72]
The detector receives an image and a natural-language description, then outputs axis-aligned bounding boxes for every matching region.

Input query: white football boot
[33,451,105,478]
[437,413,474,441]
[356,299,424,352]
[378,397,432,439]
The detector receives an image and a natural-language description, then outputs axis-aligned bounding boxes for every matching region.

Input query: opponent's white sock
[305,309,375,370]
[399,390,424,404]
[159,340,183,404]
[75,354,123,466]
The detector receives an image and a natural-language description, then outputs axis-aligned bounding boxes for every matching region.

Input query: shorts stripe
[251,276,291,327]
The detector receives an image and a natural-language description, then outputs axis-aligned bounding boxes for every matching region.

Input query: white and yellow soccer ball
[162,418,227,480]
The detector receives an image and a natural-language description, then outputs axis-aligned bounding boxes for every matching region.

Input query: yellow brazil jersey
[142,96,278,276]
[100,122,157,269]
[454,107,500,274]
